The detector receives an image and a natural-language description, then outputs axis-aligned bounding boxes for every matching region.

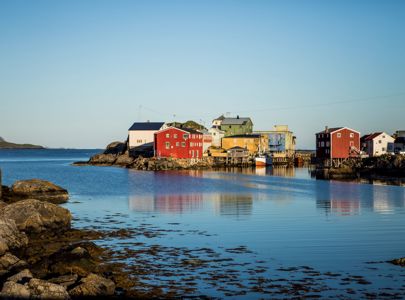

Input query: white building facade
[128,122,166,149]
[363,132,394,157]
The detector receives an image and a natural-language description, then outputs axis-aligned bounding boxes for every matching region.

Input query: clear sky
[1,0,404,149]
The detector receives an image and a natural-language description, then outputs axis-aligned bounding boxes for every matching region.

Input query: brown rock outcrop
[10,179,69,204]
[0,199,71,233]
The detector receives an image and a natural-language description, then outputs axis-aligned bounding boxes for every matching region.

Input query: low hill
[166,120,206,131]
[0,137,44,149]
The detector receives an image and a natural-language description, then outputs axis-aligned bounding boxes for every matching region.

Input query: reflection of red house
[316,126,360,160]
[154,127,203,159]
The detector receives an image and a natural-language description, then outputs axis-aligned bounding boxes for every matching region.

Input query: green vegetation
[166,120,206,131]
[0,137,44,149]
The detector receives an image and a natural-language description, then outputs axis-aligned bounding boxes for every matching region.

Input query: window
[382,147,385,151]
[181,142,186,147]
[326,141,330,147]
[191,142,193,147]
[174,134,178,138]
[378,140,382,144]
[165,142,170,149]
[350,133,354,138]
[176,142,179,147]
[321,142,325,147]
[337,133,341,138]
[350,141,354,147]
[166,133,170,138]
[183,134,189,139]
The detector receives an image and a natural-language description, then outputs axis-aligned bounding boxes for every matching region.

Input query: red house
[154,127,203,159]
[316,126,360,160]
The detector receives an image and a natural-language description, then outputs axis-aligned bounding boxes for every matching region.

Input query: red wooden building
[154,127,203,159]
[316,126,360,161]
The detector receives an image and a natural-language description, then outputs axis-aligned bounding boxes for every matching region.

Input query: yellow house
[221,134,268,155]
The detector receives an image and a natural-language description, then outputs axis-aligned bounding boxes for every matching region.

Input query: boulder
[0,281,31,298]
[7,268,33,283]
[104,141,127,155]
[48,274,78,288]
[10,179,69,204]
[88,153,117,165]
[28,278,70,300]
[69,273,115,297]
[0,199,71,233]
[115,153,135,166]
[391,257,405,266]
[0,217,28,255]
[0,253,27,276]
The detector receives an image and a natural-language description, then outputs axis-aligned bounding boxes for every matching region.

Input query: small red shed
[316,126,360,160]
[154,127,203,159]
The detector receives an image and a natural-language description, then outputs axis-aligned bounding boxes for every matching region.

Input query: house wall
[222,136,268,154]
[129,130,158,148]
[208,128,225,147]
[220,121,253,137]
[316,133,331,160]
[203,134,213,153]
[370,134,395,156]
[155,127,203,159]
[331,129,360,159]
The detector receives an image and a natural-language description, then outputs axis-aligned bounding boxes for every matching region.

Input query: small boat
[255,154,272,166]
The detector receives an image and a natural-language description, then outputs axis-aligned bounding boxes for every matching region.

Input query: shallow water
[1,149,405,298]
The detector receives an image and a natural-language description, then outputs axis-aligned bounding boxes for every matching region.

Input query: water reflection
[212,194,253,217]
[129,193,203,214]
[316,181,405,216]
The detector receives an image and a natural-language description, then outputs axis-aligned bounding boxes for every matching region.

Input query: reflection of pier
[129,193,203,214]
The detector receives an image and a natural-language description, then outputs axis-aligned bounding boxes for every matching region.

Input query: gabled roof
[156,126,203,135]
[363,132,383,141]
[129,122,165,131]
[221,117,252,125]
[213,115,225,121]
[316,127,343,134]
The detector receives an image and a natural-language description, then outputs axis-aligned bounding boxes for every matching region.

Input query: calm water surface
[1,149,405,298]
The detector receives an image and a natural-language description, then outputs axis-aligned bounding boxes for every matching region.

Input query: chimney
[237,115,240,119]
[147,120,150,123]
[325,126,328,133]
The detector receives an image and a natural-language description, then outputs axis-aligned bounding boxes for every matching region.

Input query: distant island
[0,136,44,149]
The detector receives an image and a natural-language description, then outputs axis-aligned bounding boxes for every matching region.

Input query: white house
[361,132,394,157]
[128,121,166,149]
[388,130,405,154]
[208,127,225,148]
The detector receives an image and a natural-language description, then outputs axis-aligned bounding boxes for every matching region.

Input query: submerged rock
[69,273,115,297]
[10,179,69,204]
[0,199,71,233]
[390,257,405,266]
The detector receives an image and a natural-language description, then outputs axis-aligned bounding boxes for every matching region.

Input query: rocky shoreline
[313,155,405,181]
[73,141,238,170]
[0,176,167,299]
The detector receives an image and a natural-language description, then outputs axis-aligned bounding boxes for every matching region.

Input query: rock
[7,268,33,283]
[69,273,115,297]
[0,199,71,233]
[391,257,405,266]
[70,246,89,258]
[0,200,6,209]
[0,253,28,276]
[10,179,69,204]
[48,274,78,288]
[28,278,70,300]
[0,281,31,298]
[0,217,28,255]
[115,153,134,166]
[88,153,117,165]
[104,141,127,155]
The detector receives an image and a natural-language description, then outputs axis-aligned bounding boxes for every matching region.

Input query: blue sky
[1,0,404,149]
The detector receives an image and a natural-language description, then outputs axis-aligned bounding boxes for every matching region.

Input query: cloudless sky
[1,0,404,149]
